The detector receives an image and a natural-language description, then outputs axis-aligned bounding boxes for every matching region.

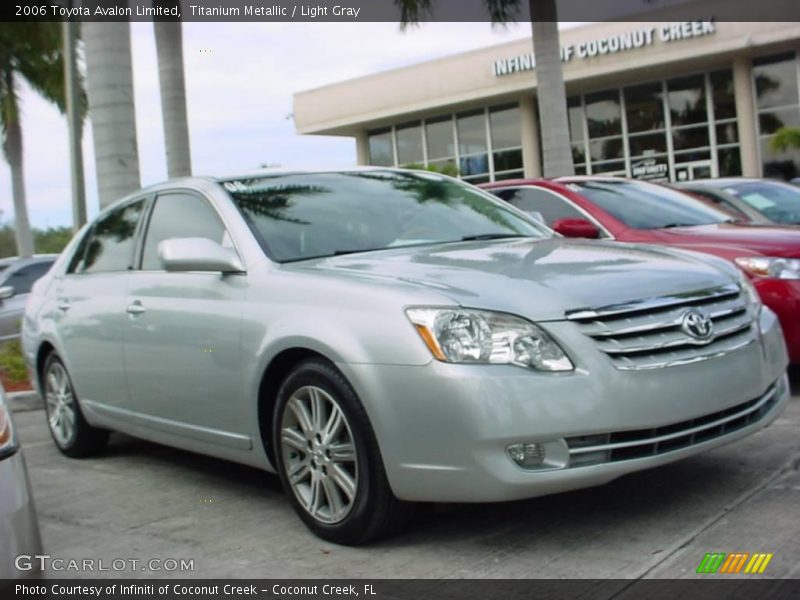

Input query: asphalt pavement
[10,367,800,579]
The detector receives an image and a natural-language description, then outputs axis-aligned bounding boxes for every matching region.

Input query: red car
[481,177,800,364]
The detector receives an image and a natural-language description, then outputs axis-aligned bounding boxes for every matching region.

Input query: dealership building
[293,20,800,184]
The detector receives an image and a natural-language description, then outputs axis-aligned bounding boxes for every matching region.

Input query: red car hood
[649,223,800,259]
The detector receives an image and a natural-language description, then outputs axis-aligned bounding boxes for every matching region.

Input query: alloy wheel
[45,361,77,447]
[280,385,358,524]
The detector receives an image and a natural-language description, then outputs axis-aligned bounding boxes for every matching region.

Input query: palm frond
[14,23,67,114]
[395,0,433,29]
[483,0,521,23]
[769,127,800,153]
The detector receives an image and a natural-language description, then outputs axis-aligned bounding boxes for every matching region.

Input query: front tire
[273,359,411,545]
[43,354,109,458]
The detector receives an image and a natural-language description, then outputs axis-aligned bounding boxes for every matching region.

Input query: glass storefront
[367,104,523,183]
[366,52,800,183]
[567,68,741,181]
[754,52,800,180]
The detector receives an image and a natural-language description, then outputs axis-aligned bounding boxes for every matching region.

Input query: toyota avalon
[22,169,790,544]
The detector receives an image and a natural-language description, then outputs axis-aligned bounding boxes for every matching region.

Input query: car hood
[653,223,800,258]
[300,238,737,321]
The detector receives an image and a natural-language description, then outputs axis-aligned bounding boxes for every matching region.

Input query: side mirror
[0,285,13,300]
[552,218,601,239]
[158,238,244,273]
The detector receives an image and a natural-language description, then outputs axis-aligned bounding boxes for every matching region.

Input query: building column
[355,130,370,165]
[733,56,760,177]
[520,95,542,178]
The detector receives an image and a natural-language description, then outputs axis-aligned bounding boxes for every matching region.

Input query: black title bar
[2,0,799,22]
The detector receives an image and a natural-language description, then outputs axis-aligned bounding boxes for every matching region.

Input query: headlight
[735,257,800,280]
[0,389,19,460]
[406,307,574,371]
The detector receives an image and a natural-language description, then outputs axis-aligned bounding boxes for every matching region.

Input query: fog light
[506,442,545,468]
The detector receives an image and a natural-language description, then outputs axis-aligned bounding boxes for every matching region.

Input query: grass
[0,340,30,386]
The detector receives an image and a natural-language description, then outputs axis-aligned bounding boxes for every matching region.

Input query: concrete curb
[8,390,43,413]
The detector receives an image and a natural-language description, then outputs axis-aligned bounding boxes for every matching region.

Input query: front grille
[565,380,782,468]
[566,284,757,370]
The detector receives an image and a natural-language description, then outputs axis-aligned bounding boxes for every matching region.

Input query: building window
[667,75,707,126]
[754,52,800,180]
[367,128,394,166]
[395,121,424,166]
[585,90,626,175]
[490,104,523,180]
[457,110,489,180]
[710,68,741,177]
[566,68,740,181]
[425,115,456,172]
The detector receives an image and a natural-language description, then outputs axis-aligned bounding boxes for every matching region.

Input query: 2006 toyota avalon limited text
[22,169,790,544]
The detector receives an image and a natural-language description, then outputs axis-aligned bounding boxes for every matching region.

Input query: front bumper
[755,278,800,364]
[339,306,790,503]
[0,451,43,579]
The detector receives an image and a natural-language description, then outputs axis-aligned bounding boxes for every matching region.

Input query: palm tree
[770,127,800,153]
[0,24,69,257]
[83,22,141,208]
[397,0,575,178]
[154,21,192,177]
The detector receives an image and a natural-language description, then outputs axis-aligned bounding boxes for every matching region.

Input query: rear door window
[70,200,146,274]
[494,187,586,226]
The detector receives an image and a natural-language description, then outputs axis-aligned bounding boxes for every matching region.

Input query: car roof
[684,178,764,188]
[212,166,408,183]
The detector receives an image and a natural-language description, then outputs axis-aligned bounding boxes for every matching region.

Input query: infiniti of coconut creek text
[18,4,363,19]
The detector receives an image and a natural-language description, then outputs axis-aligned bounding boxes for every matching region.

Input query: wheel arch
[35,340,57,391]
[256,346,333,468]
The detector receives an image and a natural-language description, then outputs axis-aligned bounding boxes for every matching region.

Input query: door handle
[56,299,70,311]
[126,302,146,316]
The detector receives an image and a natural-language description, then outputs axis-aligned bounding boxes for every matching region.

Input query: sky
[0,21,543,230]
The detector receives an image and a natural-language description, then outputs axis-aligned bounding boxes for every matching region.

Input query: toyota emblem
[681,309,714,341]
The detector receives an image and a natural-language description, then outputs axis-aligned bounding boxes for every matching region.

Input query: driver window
[496,188,586,226]
[141,192,227,271]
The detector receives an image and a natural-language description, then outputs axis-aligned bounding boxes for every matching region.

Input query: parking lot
[11,369,800,579]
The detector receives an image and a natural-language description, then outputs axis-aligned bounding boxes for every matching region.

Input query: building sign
[493,20,716,77]
[631,158,669,182]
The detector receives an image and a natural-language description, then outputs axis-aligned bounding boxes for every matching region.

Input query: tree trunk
[154,21,192,178]
[4,72,34,257]
[530,0,575,178]
[63,19,87,232]
[83,22,141,208]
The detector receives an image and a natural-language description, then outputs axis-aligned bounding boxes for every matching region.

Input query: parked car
[482,177,800,364]
[22,169,789,544]
[0,384,43,579]
[674,179,800,226]
[0,256,57,342]
[671,182,774,225]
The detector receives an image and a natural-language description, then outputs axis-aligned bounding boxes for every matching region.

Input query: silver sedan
[21,169,789,544]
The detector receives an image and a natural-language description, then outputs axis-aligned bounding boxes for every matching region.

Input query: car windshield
[722,181,800,224]
[224,170,549,262]
[569,179,733,230]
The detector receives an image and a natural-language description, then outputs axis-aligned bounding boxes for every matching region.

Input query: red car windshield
[567,180,734,230]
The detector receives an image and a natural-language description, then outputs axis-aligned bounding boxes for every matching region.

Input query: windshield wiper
[460,233,531,241]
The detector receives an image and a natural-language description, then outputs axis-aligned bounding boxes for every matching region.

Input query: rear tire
[272,359,412,545]
[43,353,109,458]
